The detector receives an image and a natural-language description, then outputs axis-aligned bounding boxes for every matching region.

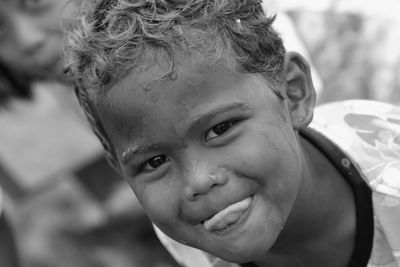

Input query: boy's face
[96,54,307,262]
[0,0,77,82]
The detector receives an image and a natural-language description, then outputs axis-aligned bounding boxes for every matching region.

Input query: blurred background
[0,0,399,267]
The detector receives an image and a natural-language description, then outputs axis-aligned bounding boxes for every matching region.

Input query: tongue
[203,197,251,231]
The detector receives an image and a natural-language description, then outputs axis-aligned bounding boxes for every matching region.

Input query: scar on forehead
[143,70,178,92]
[143,83,152,94]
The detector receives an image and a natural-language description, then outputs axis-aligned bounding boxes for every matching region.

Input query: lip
[182,190,254,225]
[202,195,253,233]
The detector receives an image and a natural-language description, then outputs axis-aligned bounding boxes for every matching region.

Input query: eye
[205,120,237,141]
[142,155,169,172]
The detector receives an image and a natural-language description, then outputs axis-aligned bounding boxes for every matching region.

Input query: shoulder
[310,101,400,265]
[310,100,400,198]
[313,99,400,127]
[311,100,400,156]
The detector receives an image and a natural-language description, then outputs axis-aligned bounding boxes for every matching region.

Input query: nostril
[184,187,199,201]
[191,192,199,200]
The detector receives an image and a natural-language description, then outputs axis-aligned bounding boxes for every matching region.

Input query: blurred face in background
[0,0,78,83]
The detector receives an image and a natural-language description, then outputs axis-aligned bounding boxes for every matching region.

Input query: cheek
[129,176,181,228]
[228,128,288,178]
[231,127,302,204]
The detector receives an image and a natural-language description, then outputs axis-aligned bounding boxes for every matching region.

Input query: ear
[283,52,316,130]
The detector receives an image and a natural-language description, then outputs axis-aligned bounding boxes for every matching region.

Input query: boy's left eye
[205,121,237,141]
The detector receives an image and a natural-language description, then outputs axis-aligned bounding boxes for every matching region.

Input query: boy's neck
[252,134,356,267]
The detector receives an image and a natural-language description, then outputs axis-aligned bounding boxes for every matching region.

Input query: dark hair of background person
[0,214,20,267]
[0,62,32,106]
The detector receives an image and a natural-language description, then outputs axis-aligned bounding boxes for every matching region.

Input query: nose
[12,14,46,55]
[183,162,228,201]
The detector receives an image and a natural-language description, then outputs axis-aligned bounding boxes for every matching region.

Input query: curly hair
[65,0,286,168]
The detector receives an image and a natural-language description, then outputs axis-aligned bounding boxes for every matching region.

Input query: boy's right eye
[141,155,169,172]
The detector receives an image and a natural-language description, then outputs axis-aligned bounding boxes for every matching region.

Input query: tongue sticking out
[203,197,252,231]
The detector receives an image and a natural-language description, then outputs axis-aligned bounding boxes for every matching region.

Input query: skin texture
[95,52,356,266]
[0,0,77,83]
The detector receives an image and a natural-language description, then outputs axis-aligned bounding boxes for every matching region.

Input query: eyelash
[140,155,170,172]
[135,119,240,173]
[204,120,239,142]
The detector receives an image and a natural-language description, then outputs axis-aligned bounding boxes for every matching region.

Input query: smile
[202,196,253,232]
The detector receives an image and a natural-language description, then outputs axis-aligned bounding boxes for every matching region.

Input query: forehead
[98,55,240,113]
[95,53,277,150]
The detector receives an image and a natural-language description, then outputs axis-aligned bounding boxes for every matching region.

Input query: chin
[216,249,262,264]
[208,215,282,263]
[211,238,273,264]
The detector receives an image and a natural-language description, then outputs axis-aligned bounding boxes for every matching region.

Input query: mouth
[202,195,253,232]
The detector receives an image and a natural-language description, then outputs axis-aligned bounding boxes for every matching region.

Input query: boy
[65,0,400,266]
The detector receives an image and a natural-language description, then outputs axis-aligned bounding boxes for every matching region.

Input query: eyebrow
[190,102,252,131]
[120,102,252,164]
[121,143,166,164]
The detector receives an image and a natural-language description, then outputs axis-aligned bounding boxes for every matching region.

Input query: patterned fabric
[312,100,400,267]
[155,100,400,267]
